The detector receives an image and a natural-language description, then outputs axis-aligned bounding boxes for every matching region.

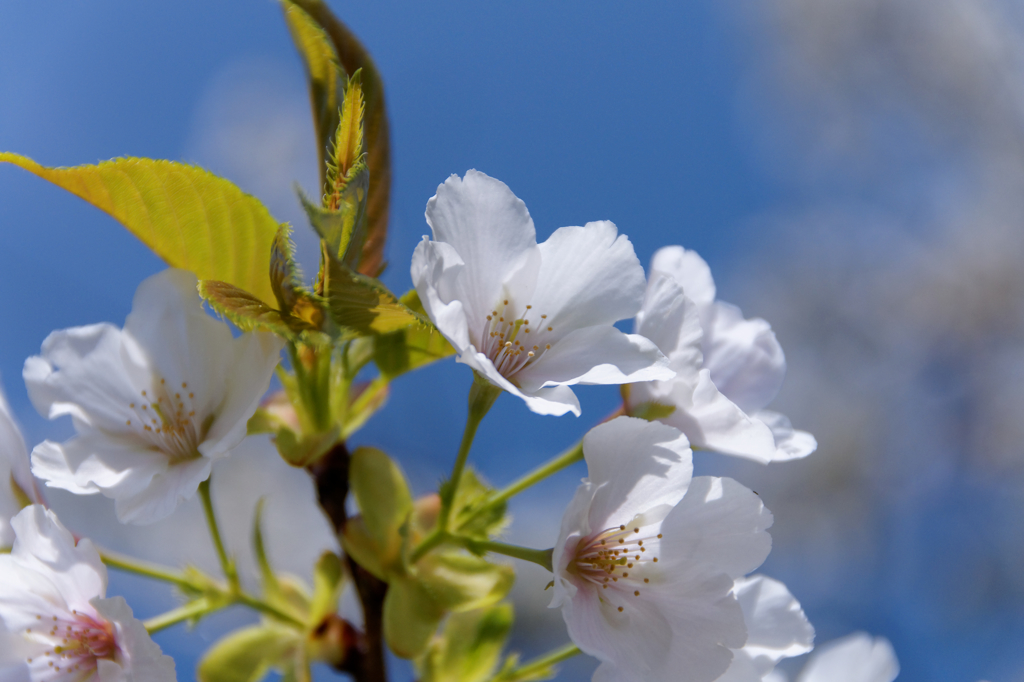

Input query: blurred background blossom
[2,0,1024,680]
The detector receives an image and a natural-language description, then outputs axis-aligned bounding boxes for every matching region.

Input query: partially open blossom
[412,170,673,416]
[25,269,283,524]
[715,575,814,682]
[1,379,41,547]
[764,632,898,682]
[628,247,815,463]
[0,505,175,681]
[550,416,775,682]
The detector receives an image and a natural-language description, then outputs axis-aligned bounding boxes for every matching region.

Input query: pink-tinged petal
[529,222,647,335]
[515,327,672,393]
[23,324,143,434]
[31,436,168,501]
[582,418,692,529]
[123,269,235,419]
[753,411,817,461]
[412,239,472,351]
[562,580,674,682]
[659,477,773,579]
[201,331,282,459]
[650,247,717,313]
[797,633,898,682]
[715,576,813,682]
[635,274,703,370]
[424,170,540,322]
[113,457,213,525]
[9,506,107,608]
[662,370,779,464]
[703,302,785,415]
[92,596,176,681]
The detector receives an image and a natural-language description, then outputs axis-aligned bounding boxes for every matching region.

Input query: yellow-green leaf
[349,446,413,555]
[384,575,446,659]
[287,0,391,277]
[0,153,281,306]
[420,604,514,682]
[325,259,425,336]
[199,280,293,337]
[372,290,456,378]
[327,72,365,206]
[298,167,368,267]
[417,551,514,614]
[197,624,302,682]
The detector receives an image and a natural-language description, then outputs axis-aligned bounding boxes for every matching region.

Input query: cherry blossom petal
[753,411,817,462]
[703,302,785,415]
[92,596,176,681]
[31,437,167,500]
[0,383,38,547]
[796,633,898,682]
[649,246,717,313]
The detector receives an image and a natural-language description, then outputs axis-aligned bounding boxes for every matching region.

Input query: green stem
[462,538,553,572]
[459,440,584,530]
[438,374,500,534]
[144,597,215,634]
[492,642,581,681]
[99,548,197,589]
[198,478,239,592]
[236,593,306,629]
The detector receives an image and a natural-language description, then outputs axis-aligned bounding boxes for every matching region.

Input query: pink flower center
[23,609,119,680]
[479,300,555,379]
[570,523,662,612]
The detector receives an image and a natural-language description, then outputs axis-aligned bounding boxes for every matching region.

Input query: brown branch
[311,442,388,682]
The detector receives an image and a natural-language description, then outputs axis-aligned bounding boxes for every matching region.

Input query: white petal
[796,633,899,682]
[23,323,145,433]
[515,327,672,393]
[703,302,785,415]
[200,331,282,459]
[659,477,773,579]
[518,384,582,417]
[635,274,703,370]
[529,222,646,335]
[32,436,168,500]
[753,411,817,461]
[411,239,472,351]
[113,456,213,525]
[9,506,107,607]
[123,269,234,419]
[92,596,176,681]
[424,170,541,322]
[720,575,813,681]
[581,417,693,530]
[0,384,37,547]
[661,370,779,464]
[649,247,717,313]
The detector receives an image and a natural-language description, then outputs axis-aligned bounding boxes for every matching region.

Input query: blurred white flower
[715,575,814,682]
[412,170,672,417]
[629,246,815,463]
[0,378,42,547]
[549,416,774,682]
[0,505,175,681]
[767,632,898,682]
[25,269,283,525]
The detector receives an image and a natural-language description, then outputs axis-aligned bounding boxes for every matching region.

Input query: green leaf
[310,551,345,625]
[274,423,341,468]
[269,225,326,331]
[199,280,294,337]
[280,0,344,191]
[372,290,456,379]
[0,153,281,306]
[628,400,676,422]
[349,446,413,561]
[298,167,368,267]
[325,259,425,336]
[197,624,302,682]
[384,575,446,659]
[342,377,389,440]
[420,604,514,682]
[417,551,515,613]
[451,469,507,541]
[341,516,388,580]
[286,0,391,277]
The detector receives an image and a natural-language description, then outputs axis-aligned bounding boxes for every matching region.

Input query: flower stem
[198,477,239,592]
[459,440,584,530]
[460,537,553,572]
[491,642,581,681]
[438,374,500,535]
[143,597,215,634]
[236,592,307,629]
[98,547,197,589]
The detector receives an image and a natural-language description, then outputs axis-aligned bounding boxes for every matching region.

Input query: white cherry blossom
[411,170,673,416]
[628,246,816,463]
[0,505,175,681]
[550,416,774,682]
[1,378,42,547]
[714,575,814,682]
[25,269,283,524]
[765,632,899,682]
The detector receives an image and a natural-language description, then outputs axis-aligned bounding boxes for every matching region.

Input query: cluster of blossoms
[0,169,905,682]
